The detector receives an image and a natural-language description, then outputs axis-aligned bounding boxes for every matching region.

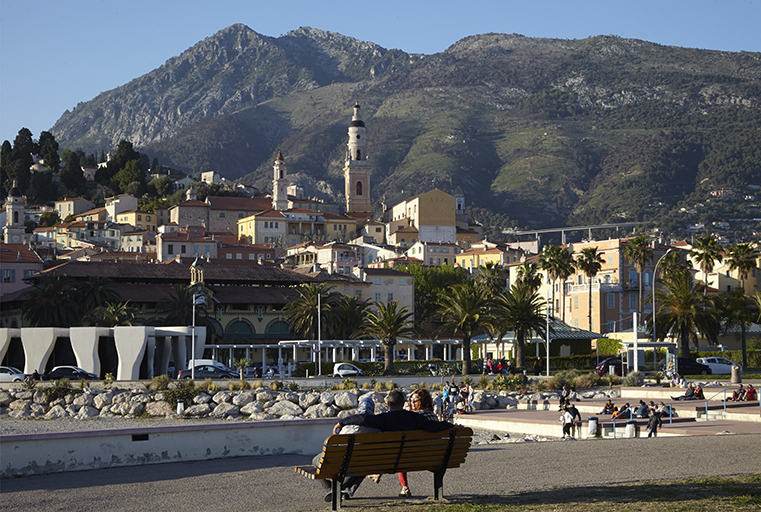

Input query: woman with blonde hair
[397,388,437,496]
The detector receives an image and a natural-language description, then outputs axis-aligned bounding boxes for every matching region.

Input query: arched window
[356,181,363,196]
[266,320,290,335]
[13,212,18,223]
[356,149,361,160]
[227,320,253,335]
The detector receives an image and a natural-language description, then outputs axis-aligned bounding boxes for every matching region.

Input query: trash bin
[177,399,185,415]
[625,419,636,438]
[731,365,742,384]
[587,416,598,437]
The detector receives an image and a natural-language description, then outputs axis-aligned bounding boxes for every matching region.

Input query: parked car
[333,363,363,378]
[696,357,742,375]
[45,366,98,380]
[595,357,648,376]
[661,357,712,376]
[0,366,25,382]
[177,365,238,380]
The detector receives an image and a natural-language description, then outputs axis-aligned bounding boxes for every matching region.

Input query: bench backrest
[314,428,473,479]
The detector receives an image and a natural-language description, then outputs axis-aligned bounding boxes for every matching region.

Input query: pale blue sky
[1,0,759,145]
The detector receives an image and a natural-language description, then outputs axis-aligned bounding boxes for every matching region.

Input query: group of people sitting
[485,358,515,375]
[727,384,757,402]
[442,380,475,418]
[671,383,706,401]
[599,399,672,419]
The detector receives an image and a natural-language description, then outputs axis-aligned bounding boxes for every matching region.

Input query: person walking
[559,406,574,438]
[647,409,662,437]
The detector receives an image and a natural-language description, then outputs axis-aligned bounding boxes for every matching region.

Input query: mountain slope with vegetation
[50,25,761,237]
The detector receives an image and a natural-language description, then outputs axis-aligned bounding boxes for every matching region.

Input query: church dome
[8,180,22,197]
[349,119,365,127]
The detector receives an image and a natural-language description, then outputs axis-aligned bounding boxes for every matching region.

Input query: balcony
[568,282,621,294]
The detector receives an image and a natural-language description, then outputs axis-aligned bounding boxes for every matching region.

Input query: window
[146,216,151,222]
[374,277,381,284]
[387,293,393,302]
[607,293,615,309]
[629,294,637,310]
[356,181,363,195]
[193,245,198,254]
[400,278,406,285]
[181,245,186,254]
[573,296,579,309]
[236,253,242,260]
[226,254,232,259]
[375,293,381,302]
[238,213,244,219]
[219,212,226,218]
[3,269,15,283]
[249,254,255,260]
[137,215,142,221]
[167,244,174,255]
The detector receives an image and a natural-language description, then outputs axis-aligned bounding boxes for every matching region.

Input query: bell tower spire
[272,150,289,210]
[343,101,372,225]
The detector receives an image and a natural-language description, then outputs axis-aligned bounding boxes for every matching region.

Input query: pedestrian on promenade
[647,409,662,437]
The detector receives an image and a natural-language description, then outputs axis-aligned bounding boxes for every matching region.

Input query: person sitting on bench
[728,384,746,402]
[672,383,697,400]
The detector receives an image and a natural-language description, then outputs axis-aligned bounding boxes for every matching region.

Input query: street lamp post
[652,248,674,346]
[191,292,204,380]
[317,291,322,377]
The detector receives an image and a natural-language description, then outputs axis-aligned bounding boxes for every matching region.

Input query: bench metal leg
[433,470,444,500]
[331,478,342,511]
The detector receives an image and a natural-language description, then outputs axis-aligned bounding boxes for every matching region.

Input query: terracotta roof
[0,244,44,264]
[111,283,295,305]
[361,268,413,277]
[33,260,315,286]
[206,196,271,211]
[254,209,288,218]
[176,201,208,207]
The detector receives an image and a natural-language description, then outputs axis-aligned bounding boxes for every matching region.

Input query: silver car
[696,357,742,375]
[0,366,25,382]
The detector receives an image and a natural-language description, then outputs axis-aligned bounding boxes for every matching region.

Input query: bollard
[731,365,742,384]
[587,416,598,437]
[177,399,185,415]
[625,419,636,438]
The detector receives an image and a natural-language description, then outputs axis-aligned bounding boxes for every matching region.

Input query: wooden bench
[295,427,473,510]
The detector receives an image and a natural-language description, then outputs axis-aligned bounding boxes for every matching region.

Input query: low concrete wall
[0,419,335,478]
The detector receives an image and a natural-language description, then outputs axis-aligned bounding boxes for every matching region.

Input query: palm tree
[515,260,542,294]
[726,242,760,291]
[574,247,604,331]
[21,274,81,327]
[493,281,547,369]
[435,281,493,375]
[73,277,122,315]
[84,301,138,327]
[156,286,207,326]
[328,295,371,340]
[538,245,574,321]
[472,262,507,300]
[354,301,417,375]
[659,249,690,280]
[719,289,758,369]
[623,235,653,315]
[650,270,719,358]
[283,283,336,339]
[689,235,722,294]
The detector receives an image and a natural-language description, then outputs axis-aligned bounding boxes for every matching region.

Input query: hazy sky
[1,0,759,145]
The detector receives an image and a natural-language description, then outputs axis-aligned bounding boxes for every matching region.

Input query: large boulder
[232,392,255,407]
[0,391,13,407]
[93,391,114,409]
[212,391,233,404]
[33,391,47,405]
[76,406,100,419]
[145,401,174,416]
[256,390,279,402]
[304,403,337,418]
[299,392,321,409]
[240,401,264,415]
[334,392,358,408]
[8,399,30,411]
[15,391,34,400]
[319,392,335,406]
[249,412,278,421]
[266,400,303,417]
[210,403,239,418]
[184,404,211,417]
[73,393,94,407]
[193,393,212,404]
[43,404,67,419]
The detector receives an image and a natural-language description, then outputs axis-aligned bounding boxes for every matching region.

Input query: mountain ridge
[50,25,761,236]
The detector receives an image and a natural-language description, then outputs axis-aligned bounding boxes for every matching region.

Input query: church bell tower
[3,180,26,244]
[343,102,372,224]
[272,151,289,211]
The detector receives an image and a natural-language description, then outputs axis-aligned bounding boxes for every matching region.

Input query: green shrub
[163,380,200,407]
[288,381,299,391]
[43,379,72,402]
[548,369,580,390]
[478,375,490,389]
[532,379,549,392]
[572,371,598,390]
[622,371,645,386]
[149,374,172,391]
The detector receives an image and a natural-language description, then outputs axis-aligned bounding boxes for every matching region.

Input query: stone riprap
[0,386,622,423]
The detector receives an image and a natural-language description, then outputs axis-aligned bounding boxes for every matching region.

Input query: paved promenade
[3,433,760,511]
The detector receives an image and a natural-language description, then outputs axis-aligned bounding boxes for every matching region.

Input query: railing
[610,408,634,439]
[703,389,727,420]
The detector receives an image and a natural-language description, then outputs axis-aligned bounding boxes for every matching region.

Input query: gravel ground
[0,412,553,444]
